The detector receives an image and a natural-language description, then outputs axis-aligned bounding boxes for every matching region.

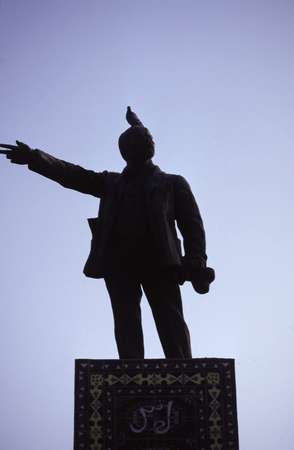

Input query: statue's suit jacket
[28,150,207,278]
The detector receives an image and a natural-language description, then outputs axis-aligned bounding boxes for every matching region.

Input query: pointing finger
[0,150,12,155]
[0,143,18,150]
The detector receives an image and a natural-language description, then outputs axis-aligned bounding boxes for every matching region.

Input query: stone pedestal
[74,358,239,450]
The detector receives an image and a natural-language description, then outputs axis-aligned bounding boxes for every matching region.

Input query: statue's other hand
[0,140,33,165]
[191,267,215,295]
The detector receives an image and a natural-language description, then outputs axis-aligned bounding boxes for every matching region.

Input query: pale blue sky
[0,1,293,449]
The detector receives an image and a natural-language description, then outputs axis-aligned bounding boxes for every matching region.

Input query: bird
[126,106,144,127]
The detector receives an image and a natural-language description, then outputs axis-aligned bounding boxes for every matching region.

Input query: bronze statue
[1,107,214,359]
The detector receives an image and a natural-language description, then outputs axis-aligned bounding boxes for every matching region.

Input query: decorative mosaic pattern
[74,358,239,450]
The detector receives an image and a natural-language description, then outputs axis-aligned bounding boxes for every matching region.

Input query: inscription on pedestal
[116,390,200,449]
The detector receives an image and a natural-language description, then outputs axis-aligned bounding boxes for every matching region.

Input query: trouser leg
[104,273,144,359]
[142,272,192,359]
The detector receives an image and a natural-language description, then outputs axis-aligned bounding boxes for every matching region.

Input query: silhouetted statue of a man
[1,107,214,359]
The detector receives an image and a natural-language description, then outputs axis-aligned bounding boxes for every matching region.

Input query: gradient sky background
[0,1,293,449]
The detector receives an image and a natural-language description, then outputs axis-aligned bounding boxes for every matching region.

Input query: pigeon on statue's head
[126,106,144,127]
[118,106,155,165]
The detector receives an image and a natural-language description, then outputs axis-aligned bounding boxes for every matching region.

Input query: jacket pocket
[84,218,103,278]
[177,237,182,257]
[87,217,101,236]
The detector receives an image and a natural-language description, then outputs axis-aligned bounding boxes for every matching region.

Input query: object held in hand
[179,264,215,294]
[191,267,215,294]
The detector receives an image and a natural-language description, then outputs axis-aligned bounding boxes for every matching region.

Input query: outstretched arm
[0,141,108,198]
[174,175,207,269]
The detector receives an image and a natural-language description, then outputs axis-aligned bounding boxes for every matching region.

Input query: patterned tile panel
[74,358,239,450]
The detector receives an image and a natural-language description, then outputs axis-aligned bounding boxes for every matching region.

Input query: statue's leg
[104,272,145,359]
[142,272,192,359]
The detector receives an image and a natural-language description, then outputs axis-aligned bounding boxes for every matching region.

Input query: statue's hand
[0,140,33,164]
[191,267,215,294]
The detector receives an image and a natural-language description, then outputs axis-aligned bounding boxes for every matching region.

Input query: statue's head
[119,107,155,165]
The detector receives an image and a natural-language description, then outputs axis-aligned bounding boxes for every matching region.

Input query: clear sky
[0,1,293,449]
